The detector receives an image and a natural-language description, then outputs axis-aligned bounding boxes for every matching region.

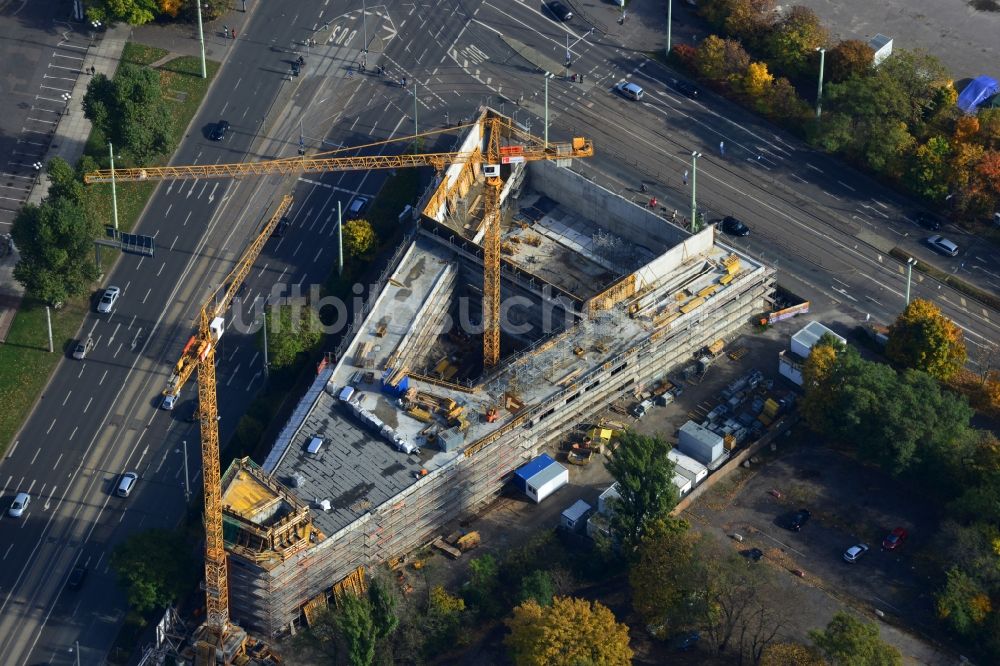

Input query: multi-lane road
[0,1,997,663]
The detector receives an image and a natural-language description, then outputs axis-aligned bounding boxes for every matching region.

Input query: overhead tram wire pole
[905,257,917,305]
[666,0,673,56]
[815,47,826,120]
[364,0,369,67]
[109,142,119,231]
[195,1,207,78]
[690,151,702,232]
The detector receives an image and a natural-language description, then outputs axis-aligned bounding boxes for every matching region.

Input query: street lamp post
[905,258,917,305]
[195,2,207,78]
[109,142,119,231]
[544,73,551,149]
[666,0,673,56]
[181,440,190,501]
[690,151,702,232]
[362,0,368,68]
[815,47,826,120]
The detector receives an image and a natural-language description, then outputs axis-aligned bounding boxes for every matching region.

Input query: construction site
[213,109,776,638]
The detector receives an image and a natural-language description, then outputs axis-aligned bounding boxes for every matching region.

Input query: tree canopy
[887,298,966,381]
[343,218,377,258]
[262,303,324,369]
[83,65,173,165]
[110,528,195,613]
[11,161,102,305]
[629,518,702,635]
[801,344,974,480]
[605,431,679,549]
[810,612,902,666]
[504,596,633,666]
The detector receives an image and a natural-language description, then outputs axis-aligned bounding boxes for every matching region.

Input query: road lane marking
[806,163,823,173]
[30,448,40,465]
[83,397,92,413]
[62,391,71,407]
[142,288,151,303]
[99,369,107,385]
[46,418,56,435]
[53,453,63,469]
[837,180,856,192]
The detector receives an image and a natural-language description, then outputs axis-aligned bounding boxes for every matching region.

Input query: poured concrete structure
[220,109,775,637]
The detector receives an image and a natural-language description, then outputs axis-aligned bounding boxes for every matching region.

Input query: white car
[926,235,959,257]
[843,543,870,563]
[8,492,30,518]
[161,393,177,411]
[97,286,120,313]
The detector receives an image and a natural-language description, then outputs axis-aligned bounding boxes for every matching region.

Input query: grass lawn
[0,44,220,455]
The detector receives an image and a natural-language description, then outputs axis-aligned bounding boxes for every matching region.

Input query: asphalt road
[1,1,998,664]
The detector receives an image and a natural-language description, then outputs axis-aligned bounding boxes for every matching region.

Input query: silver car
[72,336,95,360]
[8,492,30,518]
[97,286,120,313]
[843,543,869,563]
[926,235,959,257]
[116,472,138,498]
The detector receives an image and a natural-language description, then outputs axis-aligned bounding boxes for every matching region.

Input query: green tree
[11,194,102,305]
[695,35,729,82]
[504,596,633,666]
[45,157,85,204]
[800,333,845,432]
[368,575,399,642]
[809,611,902,666]
[423,586,466,656]
[335,592,376,666]
[262,303,324,368]
[464,553,502,618]
[765,6,828,77]
[906,136,953,201]
[936,566,994,635]
[110,528,195,613]
[343,218,377,258]
[887,298,967,381]
[864,119,916,178]
[606,431,679,549]
[828,40,875,83]
[86,0,159,25]
[517,569,556,607]
[83,65,173,165]
[629,518,702,635]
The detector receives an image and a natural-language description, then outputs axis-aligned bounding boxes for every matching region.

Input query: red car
[882,527,908,550]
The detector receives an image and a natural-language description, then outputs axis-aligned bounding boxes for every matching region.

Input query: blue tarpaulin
[957,76,999,114]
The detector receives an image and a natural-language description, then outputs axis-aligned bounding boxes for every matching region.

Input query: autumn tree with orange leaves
[887,299,966,381]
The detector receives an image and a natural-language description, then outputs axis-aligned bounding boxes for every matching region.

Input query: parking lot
[684,436,955,664]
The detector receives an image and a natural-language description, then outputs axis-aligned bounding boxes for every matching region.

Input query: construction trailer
[513,454,569,503]
[669,449,709,485]
[677,420,725,466]
[217,110,775,638]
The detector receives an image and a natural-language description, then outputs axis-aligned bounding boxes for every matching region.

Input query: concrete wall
[527,160,689,253]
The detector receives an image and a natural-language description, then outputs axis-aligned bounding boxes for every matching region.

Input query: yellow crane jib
[164,195,293,398]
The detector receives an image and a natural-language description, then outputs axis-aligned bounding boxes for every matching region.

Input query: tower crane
[177,195,293,662]
[85,114,592,663]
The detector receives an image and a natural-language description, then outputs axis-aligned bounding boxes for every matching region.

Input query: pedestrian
[92,66,97,75]
[719,140,725,157]
[224,25,229,38]
[348,69,354,79]
[402,76,407,87]
[579,73,584,83]
[232,28,237,39]
[683,169,689,186]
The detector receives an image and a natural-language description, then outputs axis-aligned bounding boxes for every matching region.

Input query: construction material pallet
[728,346,749,361]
